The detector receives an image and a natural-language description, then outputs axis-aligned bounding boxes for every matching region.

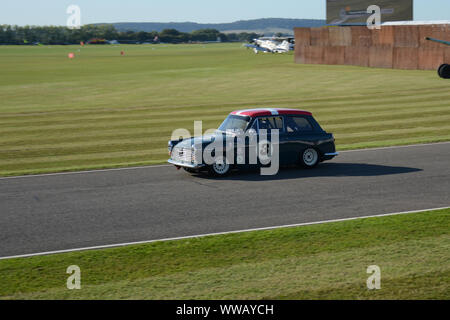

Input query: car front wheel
[300,148,319,168]
[208,157,231,176]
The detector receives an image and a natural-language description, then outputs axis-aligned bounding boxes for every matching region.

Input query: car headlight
[191,146,197,163]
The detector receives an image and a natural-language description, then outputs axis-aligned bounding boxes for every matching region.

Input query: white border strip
[0,141,449,181]
[0,206,448,260]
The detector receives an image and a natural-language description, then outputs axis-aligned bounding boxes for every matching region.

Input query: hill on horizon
[98,18,326,35]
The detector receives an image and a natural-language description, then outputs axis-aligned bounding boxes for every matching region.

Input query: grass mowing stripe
[0,107,234,126]
[0,136,171,152]
[314,106,450,123]
[1,97,449,128]
[336,124,450,140]
[318,111,450,128]
[1,84,448,116]
[1,104,448,136]
[1,88,448,118]
[0,140,169,161]
[0,148,168,166]
[0,209,448,299]
[2,83,449,117]
[0,128,182,147]
[314,100,449,117]
[324,115,450,131]
[0,114,227,134]
[338,135,450,150]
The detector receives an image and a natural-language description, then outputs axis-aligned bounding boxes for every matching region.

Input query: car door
[283,115,317,164]
[256,116,289,165]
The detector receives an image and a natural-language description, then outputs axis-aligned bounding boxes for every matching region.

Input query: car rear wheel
[300,148,319,168]
[208,157,231,176]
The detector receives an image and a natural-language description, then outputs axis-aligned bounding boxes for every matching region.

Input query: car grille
[172,147,194,164]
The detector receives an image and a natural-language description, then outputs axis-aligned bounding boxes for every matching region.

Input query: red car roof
[230,108,312,117]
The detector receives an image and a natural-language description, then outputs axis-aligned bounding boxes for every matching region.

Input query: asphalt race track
[1,143,449,258]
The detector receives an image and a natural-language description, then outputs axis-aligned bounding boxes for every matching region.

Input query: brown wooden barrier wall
[294,24,450,70]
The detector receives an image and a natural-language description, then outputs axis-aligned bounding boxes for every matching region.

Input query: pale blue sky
[0,0,449,26]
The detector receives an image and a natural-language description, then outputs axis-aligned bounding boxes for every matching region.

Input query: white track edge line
[0,206,448,260]
[1,141,449,180]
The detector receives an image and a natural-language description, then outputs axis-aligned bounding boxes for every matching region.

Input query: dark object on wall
[437,64,450,79]
[426,37,450,79]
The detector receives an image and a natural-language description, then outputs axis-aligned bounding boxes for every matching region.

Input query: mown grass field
[0,209,448,300]
[0,43,449,176]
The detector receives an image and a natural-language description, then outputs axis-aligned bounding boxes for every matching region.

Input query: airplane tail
[279,41,291,52]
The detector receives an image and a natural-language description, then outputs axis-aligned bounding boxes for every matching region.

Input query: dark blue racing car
[168,108,338,176]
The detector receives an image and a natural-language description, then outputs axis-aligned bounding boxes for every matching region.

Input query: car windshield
[218,115,250,132]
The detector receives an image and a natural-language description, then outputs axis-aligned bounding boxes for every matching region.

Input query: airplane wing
[243,44,270,52]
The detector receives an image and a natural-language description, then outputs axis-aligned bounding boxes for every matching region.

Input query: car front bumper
[168,159,206,169]
[323,152,339,160]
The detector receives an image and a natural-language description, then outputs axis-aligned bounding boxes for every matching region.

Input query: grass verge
[0,208,448,300]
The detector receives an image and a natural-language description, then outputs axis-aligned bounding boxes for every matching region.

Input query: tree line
[0,25,262,45]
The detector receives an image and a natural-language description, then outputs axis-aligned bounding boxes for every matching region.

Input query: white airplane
[244,37,295,54]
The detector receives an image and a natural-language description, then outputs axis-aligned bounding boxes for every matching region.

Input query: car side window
[258,117,284,132]
[285,116,313,133]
